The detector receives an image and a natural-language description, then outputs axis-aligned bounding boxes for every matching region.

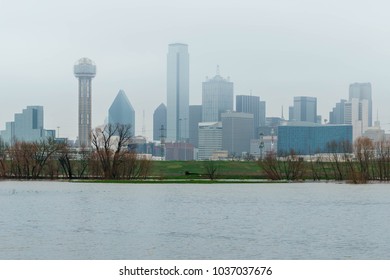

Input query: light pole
[259,132,264,161]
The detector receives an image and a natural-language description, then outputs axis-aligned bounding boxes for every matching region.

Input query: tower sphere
[74,57,96,78]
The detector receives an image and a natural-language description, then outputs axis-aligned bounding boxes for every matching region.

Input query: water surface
[1,181,389,259]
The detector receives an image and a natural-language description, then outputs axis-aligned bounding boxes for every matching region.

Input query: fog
[1,0,390,139]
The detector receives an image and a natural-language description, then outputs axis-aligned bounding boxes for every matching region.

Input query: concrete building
[291,96,317,123]
[0,106,54,145]
[189,105,202,148]
[236,94,266,138]
[74,57,96,147]
[108,90,135,136]
[153,103,167,141]
[277,122,353,156]
[363,120,385,143]
[166,43,189,142]
[221,111,254,157]
[165,142,194,161]
[198,122,222,160]
[202,68,233,122]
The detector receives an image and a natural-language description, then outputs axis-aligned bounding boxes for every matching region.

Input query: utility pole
[160,125,166,160]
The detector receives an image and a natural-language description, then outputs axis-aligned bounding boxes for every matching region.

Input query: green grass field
[149,160,263,179]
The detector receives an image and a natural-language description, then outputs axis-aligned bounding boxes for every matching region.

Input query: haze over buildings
[2,1,390,142]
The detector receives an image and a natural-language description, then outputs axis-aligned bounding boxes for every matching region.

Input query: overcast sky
[1,0,390,140]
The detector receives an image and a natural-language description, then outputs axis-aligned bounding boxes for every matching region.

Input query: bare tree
[203,160,219,180]
[0,139,8,178]
[91,123,134,179]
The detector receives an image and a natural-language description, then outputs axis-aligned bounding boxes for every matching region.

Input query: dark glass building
[277,123,352,156]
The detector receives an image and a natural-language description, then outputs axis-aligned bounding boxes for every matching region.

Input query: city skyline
[2,0,390,140]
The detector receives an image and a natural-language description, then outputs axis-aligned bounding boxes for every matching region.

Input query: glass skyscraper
[108,90,135,137]
[166,43,189,142]
[291,96,317,123]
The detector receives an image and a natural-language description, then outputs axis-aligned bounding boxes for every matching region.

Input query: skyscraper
[291,96,317,123]
[166,43,189,142]
[153,103,167,141]
[329,99,347,124]
[108,90,135,137]
[202,68,233,122]
[349,82,372,127]
[74,57,96,147]
[236,95,266,138]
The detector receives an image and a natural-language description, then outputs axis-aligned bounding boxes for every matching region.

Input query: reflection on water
[0,181,390,259]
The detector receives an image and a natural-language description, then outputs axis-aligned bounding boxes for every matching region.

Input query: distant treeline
[259,137,390,183]
[0,123,152,180]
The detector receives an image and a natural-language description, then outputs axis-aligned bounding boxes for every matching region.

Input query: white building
[166,43,189,142]
[344,98,369,141]
[198,122,222,160]
[202,68,233,122]
[349,82,372,127]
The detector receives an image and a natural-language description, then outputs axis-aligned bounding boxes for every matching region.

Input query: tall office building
[189,105,202,148]
[108,90,135,137]
[153,103,167,141]
[344,98,369,140]
[198,122,223,160]
[349,83,372,127]
[236,95,266,138]
[202,68,233,122]
[0,106,54,145]
[291,96,317,123]
[166,43,189,142]
[221,111,254,157]
[74,57,96,147]
[329,99,347,124]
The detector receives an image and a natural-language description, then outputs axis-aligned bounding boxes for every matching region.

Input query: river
[0,181,389,259]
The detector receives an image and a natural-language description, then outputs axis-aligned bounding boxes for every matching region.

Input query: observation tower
[74,58,96,147]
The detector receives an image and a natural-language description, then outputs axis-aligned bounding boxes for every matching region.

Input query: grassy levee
[150,160,263,180]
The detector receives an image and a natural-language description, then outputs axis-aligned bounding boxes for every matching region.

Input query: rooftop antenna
[281,106,284,119]
[216,65,220,76]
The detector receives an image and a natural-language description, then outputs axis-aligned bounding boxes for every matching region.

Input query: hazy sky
[1,0,390,140]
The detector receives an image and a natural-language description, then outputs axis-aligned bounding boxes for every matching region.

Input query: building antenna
[281,106,284,119]
[216,65,220,76]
